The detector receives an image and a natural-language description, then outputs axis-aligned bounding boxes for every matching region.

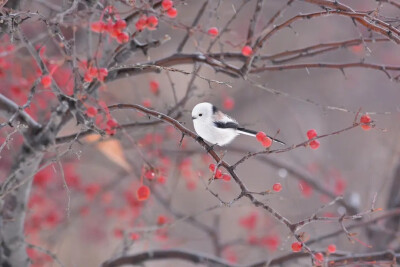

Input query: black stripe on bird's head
[212,105,218,114]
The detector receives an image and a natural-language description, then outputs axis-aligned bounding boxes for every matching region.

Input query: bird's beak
[192,116,196,120]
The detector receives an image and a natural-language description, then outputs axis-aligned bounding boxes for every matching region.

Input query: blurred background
[1,0,400,266]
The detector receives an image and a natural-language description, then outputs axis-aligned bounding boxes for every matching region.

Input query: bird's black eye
[199,113,202,117]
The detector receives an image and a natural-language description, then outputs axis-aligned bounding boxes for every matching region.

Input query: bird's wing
[212,111,240,130]
[213,121,239,129]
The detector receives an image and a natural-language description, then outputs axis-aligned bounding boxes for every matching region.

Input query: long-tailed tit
[191,102,285,146]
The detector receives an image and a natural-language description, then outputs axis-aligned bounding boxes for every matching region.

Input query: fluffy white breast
[193,118,238,146]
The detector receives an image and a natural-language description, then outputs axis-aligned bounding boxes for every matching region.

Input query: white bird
[191,102,285,146]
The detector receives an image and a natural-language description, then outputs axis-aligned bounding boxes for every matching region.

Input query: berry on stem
[162,0,173,10]
[360,114,372,130]
[147,16,158,30]
[256,132,266,142]
[327,244,336,253]
[117,32,129,44]
[242,45,253,57]
[309,140,320,150]
[167,7,177,18]
[307,129,317,139]
[41,75,52,88]
[86,106,98,118]
[291,241,302,252]
[272,183,282,192]
[136,185,150,201]
[208,27,219,37]
[314,252,324,264]
[91,21,105,33]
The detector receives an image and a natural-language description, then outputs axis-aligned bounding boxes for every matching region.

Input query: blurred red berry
[360,114,371,130]
[86,106,98,118]
[157,215,168,225]
[136,185,150,201]
[150,80,159,95]
[223,97,235,110]
[91,21,105,33]
[309,140,320,150]
[114,19,127,30]
[117,32,129,43]
[41,75,52,88]
[107,118,118,128]
[142,99,151,108]
[208,27,219,37]
[314,252,324,264]
[215,169,222,179]
[307,129,317,139]
[162,0,173,10]
[130,233,140,240]
[327,244,336,253]
[272,183,282,192]
[241,45,253,56]
[261,137,272,148]
[209,163,215,172]
[256,132,266,142]
[222,174,231,181]
[147,16,158,30]
[144,170,156,180]
[136,17,147,31]
[167,7,177,18]
[291,241,302,252]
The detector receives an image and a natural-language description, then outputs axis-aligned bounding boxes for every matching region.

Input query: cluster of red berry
[256,131,272,148]
[306,129,320,149]
[209,164,231,181]
[91,19,130,44]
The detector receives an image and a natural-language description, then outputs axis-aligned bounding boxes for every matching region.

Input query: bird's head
[191,102,215,122]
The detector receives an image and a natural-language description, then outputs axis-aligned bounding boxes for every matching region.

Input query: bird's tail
[237,127,286,145]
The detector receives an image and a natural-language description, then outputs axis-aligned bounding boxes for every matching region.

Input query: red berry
[84,72,93,82]
[114,20,127,30]
[261,137,272,148]
[208,27,219,37]
[157,215,168,225]
[98,68,108,81]
[222,174,231,181]
[162,0,173,10]
[136,17,147,31]
[91,21,105,33]
[223,97,235,110]
[272,183,282,192]
[360,114,371,130]
[307,129,317,139]
[241,45,253,57]
[109,27,122,38]
[136,185,150,201]
[41,75,52,88]
[314,252,324,264]
[142,99,151,108]
[327,244,336,253]
[309,140,320,150]
[130,233,140,240]
[147,16,158,30]
[291,241,302,252]
[215,169,222,179]
[117,32,129,44]
[150,80,159,95]
[86,106,98,118]
[107,118,118,128]
[166,7,177,18]
[144,170,156,180]
[256,131,267,142]
[209,163,215,172]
